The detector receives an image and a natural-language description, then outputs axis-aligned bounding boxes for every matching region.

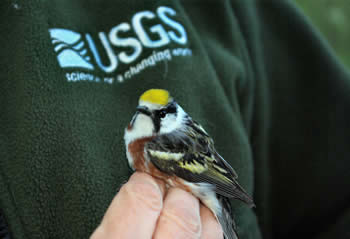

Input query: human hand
[90,172,223,239]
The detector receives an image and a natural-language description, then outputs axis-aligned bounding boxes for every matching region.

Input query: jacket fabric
[1,0,349,238]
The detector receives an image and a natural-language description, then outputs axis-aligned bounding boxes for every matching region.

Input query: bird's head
[124,89,188,143]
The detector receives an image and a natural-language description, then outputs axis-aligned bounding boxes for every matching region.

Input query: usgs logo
[49,6,187,73]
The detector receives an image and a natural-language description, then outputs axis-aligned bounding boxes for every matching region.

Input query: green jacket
[1,0,349,238]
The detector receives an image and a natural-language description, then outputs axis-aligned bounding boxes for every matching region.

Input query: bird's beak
[136,105,152,116]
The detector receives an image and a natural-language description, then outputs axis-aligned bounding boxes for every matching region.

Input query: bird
[124,89,254,239]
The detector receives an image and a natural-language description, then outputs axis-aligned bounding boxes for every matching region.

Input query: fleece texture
[0,0,349,238]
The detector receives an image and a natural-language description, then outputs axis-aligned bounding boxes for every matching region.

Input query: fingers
[200,205,224,239]
[91,172,224,239]
[91,172,165,239]
[153,188,202,239]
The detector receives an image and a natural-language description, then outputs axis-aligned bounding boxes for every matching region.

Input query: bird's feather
[218,195,239,239]
[145,119,254,206]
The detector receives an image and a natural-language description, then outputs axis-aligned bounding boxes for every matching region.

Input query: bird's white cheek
[124,114,154,145]
[159,106,187,134]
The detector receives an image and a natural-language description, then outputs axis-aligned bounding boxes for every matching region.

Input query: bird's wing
[188,120,239,179]
[145,125,254,205]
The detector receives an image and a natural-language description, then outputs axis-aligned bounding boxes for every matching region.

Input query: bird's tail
[232,181,255,208]
[217,196,239,239]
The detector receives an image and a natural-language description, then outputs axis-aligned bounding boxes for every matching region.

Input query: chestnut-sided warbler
[124,89,254,239]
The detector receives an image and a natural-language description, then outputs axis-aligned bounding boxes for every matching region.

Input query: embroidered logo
[49,29,94,70]
[48,6,192,84]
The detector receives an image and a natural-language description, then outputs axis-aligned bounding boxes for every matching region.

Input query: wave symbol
[49,28,94,70]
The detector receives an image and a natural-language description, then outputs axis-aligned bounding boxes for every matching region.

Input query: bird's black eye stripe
[153,103,178,131]
[166,103,177,114]
[156,103,177,119]
[158,110,166,119]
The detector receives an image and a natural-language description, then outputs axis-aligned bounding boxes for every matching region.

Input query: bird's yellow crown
[139,89,170,106]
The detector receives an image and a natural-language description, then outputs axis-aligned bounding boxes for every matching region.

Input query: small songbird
[124,89,254,239]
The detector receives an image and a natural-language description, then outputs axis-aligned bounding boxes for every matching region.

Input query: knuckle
[162,209,201,236]
[122,177,163,212]
[162,199,201,235]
